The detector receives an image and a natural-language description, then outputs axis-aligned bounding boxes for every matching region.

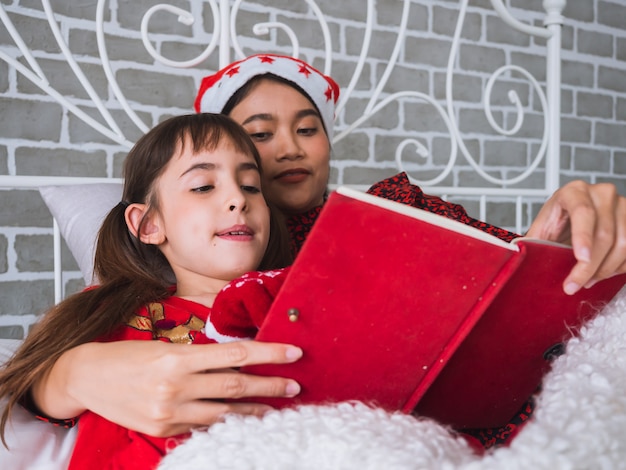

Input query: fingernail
[285,346,303,361]
[285,381,301,397]
[564,281,580,295]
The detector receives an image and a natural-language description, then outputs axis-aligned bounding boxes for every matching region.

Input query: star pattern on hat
[259,55,275,64]
[298,64,312,77]
[325,85,334,102]
[226,66,240,77]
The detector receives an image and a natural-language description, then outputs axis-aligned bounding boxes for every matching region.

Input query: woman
[22,54,626,444]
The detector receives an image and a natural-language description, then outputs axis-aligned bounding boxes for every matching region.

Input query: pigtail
[0,201,172,446]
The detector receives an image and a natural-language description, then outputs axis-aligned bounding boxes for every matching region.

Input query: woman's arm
[527,180,626,294]
[32,340,302,437]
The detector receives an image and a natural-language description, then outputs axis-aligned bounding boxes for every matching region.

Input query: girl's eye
[191,185,214,193]
[241,185,261,194]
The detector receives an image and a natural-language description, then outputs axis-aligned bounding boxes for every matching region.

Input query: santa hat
[194,54,340,140]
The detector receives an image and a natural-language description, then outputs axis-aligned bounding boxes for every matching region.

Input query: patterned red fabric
[366,172,519,242]
[286,205,323,256]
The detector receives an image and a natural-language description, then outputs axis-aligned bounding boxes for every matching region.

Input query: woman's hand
[33,340,302,437]
[526,180,626,294]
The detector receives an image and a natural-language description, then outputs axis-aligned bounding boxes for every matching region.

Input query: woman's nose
[276,131,302,161]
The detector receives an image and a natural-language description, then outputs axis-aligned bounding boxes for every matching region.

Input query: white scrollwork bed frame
[7,2,626,469]
[0,0,565,310]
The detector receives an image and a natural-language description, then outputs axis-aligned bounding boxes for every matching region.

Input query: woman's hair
[0,113,292,445]
[221,73,329,138]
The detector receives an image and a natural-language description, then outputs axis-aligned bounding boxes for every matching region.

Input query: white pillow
[39,183,123,285]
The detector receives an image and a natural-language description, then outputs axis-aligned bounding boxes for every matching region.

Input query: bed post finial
[543,0,566,26]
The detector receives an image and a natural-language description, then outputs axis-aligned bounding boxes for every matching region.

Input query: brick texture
[1,0,625,336]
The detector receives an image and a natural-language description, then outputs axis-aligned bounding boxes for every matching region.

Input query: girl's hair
[0,113,292,445]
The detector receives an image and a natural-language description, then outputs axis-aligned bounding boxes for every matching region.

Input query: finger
[525,197,570,243]
[563,184,619,292]
[525,181,589,243]
[149,355,302,403]
[583,196,626,282]
[145,371,299,436]
[132,401,276,437]
[171,341,303,375]
[182,401,276,425]
[179,369,301,402]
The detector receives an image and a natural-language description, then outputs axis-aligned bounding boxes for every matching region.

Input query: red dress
[67,296,217,470]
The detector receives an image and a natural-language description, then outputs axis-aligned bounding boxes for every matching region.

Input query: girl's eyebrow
[239,161,261,173]
[180,161,259,178]
[180,162,215,178]
[241,108,319,126]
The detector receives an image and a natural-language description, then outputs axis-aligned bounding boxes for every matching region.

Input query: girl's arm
[32,340,302,437]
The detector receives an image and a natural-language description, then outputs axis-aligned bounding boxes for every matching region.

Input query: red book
[242,187,626,429]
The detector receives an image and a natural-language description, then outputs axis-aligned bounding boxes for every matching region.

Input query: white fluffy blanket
[159,288,626,470]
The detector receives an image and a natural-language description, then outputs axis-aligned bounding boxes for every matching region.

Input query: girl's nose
[226,188,247,212]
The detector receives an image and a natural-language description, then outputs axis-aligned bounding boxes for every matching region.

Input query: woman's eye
[249,132,271,141]
[191,185,214,193]
[298,127,318,136]
[241,185,261,194]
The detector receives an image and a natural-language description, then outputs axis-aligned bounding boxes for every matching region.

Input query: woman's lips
[274,168,310,184]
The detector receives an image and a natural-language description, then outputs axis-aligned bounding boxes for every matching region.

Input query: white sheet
[0,339,76,470]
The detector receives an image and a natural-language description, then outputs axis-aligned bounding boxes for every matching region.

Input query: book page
[336,186,517,251]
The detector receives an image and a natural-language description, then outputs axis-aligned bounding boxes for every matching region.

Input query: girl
[0,113,298,468]
[21,54,626,450]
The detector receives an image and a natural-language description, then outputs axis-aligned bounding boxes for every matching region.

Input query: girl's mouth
[217,225,254,240]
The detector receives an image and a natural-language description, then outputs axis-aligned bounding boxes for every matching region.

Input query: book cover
[242,187,626,428]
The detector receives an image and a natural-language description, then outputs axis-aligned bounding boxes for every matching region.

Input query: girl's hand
[33,340,302,437]
[526,180,626,294]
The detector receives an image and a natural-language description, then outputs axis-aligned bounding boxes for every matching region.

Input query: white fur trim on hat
[195,54,340,140]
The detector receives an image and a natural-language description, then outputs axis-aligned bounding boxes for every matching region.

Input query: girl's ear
[125,203,166,245]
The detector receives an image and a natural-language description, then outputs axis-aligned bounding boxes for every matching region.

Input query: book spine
[401,244,528,413]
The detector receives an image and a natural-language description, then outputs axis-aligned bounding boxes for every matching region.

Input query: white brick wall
[1,0,625,336]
